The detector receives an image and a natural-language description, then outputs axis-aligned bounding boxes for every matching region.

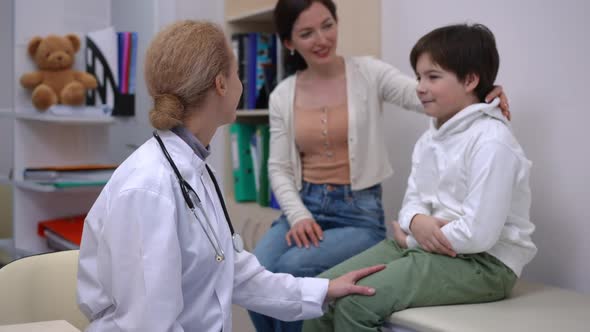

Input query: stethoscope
[153,131,244,262]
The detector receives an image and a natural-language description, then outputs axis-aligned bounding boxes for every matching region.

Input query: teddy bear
[20,34,98,111]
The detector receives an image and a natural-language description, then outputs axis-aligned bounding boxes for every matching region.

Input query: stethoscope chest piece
[213,233,242,262]
[232,234,244,253]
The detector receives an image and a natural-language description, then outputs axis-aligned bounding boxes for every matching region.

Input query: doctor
[77,20,384,332]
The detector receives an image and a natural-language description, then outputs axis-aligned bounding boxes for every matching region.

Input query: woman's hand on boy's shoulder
[409,214,456,257]
[486,85,511,121]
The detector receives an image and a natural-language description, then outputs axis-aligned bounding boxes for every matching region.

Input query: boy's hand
[409,214,456,257]
[391,221,408,249]
[285,218,324,248]
[326,264,386,302]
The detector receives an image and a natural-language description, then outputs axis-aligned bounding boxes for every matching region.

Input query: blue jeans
[249,182,386,332]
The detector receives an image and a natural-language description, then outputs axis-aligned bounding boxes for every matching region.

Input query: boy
[302,23,537,332]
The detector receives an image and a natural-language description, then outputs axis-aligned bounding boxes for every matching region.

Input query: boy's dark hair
[410,23,499,102]
[274,0,338,73]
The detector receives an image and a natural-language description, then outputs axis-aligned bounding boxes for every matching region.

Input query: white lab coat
[77,130,328,332]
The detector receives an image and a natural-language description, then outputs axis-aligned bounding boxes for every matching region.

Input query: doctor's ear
[215,73,227,96]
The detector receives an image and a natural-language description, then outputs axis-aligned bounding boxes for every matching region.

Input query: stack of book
[38,214,85,250]
[232,32,283,110]
[23,164,117,188]
[117,31,138,95]
[86,27,137,116]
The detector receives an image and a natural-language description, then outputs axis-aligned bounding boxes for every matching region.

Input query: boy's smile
[415,53,480,127]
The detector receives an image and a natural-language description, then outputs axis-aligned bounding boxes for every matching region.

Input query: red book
[38,214,86,246]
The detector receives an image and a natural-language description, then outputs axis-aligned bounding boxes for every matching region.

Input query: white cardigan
[398,100,537,276]
[268,56,423,226]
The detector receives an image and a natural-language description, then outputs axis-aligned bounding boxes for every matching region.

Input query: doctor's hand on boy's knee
[407,215,457,257]
[325,264,386,302]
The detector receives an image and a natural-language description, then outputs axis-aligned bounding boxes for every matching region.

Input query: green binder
[230,123,257,201]
[255,124,271,206]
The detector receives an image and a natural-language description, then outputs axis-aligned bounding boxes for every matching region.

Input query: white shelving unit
[10,111,115,253]
[15,111,114,125]
[0,176,10,185]
[0,0,15,260]
[13,180,105,193]
[8,0,115,255]
[11,115,114,254]
[223,0,282,246]
[0,0,228,260]
[236,109,270,117]
[0,108,13,184]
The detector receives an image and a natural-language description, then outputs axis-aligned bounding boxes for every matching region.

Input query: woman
[76,20,384,332]
[250,1,510,331]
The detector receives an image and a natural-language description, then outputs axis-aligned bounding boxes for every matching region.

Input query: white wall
[0,0,14,236]
[109,0,226,180]
[109,0,157,163]
[0,0,14,239]
[381,0,590,294]
[172,0,226,181]
[0,0,14,111]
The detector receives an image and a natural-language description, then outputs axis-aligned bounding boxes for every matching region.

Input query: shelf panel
[227,5,274,23]
[226,0,275,23]
[12,186,98,255]
[15,111,115,125]
[0,108,13,117]
[229,199,277,210]
[0,238,13,249]
[14,180,105,193]
[236,109,269,117]
[0,239,34,262]
[234,110,269,125]
[0,238,15,264]
[0,175,11,185]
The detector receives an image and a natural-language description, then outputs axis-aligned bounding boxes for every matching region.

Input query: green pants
[303,239,516,332]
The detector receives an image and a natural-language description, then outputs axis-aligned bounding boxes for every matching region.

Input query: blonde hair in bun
[149,94,184,130]
[144,20,230,130]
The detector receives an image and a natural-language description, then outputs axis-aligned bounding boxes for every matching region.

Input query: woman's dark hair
[274,0,338,73]
[410,23,499,102]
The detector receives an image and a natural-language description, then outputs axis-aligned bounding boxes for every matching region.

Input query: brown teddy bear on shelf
[20,34,98,111]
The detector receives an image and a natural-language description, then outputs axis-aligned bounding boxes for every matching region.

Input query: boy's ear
[215,73,227,96]
[464,73,480,93]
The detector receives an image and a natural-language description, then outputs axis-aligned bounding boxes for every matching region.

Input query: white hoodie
[398,99,537,276]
